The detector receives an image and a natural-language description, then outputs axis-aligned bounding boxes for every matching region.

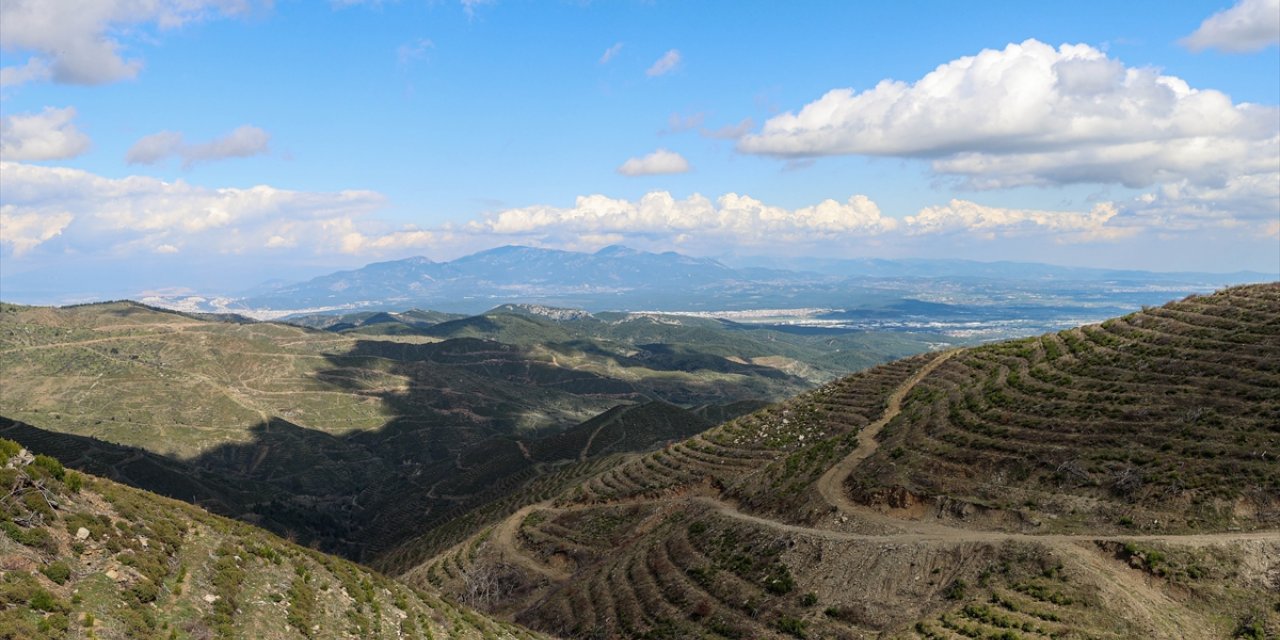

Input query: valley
[0,299,945,563]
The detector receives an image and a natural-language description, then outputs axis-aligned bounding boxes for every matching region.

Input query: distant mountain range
[138,244,1273,319]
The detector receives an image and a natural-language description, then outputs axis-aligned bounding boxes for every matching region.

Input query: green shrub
[0,438,20,460]
[776,616,806,638]
[64,472,83,493]
[39,562,71,585]
[1,522,59,555]
[764,565,795,595]
[29,589,67,613]
[30,455,65,482]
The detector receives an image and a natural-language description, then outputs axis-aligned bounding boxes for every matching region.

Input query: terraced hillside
[0,439,541,640]
[409,284,1280,639]
[0,300,942,562]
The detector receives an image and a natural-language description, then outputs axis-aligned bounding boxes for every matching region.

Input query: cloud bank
[0,161,392,257]
[3,159,1274,275]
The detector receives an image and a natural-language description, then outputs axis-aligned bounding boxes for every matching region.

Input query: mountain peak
[594,244,643,258]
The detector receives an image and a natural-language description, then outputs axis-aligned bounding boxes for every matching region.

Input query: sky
[1,0,1278,301]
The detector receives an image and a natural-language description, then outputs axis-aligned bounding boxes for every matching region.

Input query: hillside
[0,439,540,640]
[0,300,941,563]
[405,284,1280,639]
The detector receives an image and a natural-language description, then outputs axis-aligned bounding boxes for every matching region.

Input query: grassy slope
[409,284,1280,639]
[0,439,542,640]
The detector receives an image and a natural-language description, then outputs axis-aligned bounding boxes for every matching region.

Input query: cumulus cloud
[1122,174,1280,229]
[0,161,394,257]
[321,217,440,254]
[646,49,681,77]
[0,208,74,256]
[126,125,271,168]
[0,107,92,161]
[470,191,897,250]
[1182,0,1280,53]
[599,42,624,64]
[617,149,691,176]
[0,0,253,86]
[905,199,1137,243]
[737,39,1279,194]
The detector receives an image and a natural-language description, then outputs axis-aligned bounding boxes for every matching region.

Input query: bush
[776,616,806,638]
[2,522,59,555]
[64,472,83,493]
[0,439,21,460]
[30,455,65,482]
[764,565,795,595]
[29,589,67,613]
[40,562,71,585]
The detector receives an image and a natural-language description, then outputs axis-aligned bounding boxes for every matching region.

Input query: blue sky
[2,0,1278,300]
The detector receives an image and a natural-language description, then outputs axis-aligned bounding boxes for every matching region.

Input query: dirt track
[815,349,956,522]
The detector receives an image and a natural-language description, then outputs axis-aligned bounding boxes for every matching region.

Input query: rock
[204,594,220,603]
[105,569,122,582]
[76,527,90,540]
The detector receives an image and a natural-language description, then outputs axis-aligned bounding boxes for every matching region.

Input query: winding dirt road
[475,346,1276,604]
[815,350,956,520]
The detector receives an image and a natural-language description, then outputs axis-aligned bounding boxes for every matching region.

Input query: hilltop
[0,439,539,640]
[405,284,1280,639]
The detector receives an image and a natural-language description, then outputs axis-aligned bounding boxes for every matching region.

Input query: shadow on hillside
[1,336,797,562]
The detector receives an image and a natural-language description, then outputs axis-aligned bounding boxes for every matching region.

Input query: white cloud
[126,125,271,168]
[599,42,624,64]
[397,38,434,65]
[737,39,1279,193]
[905,199,1137,243]
[0,207,74,255]
[645,49,681,77]
[1182,0,1280,53]
[471,191,897,249]
[617,149,691,176]
[1122,174,1280,229]
[0,107,92,161]
[0,58,50,88]
[322,218,440,254]
[0,0,253,86]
